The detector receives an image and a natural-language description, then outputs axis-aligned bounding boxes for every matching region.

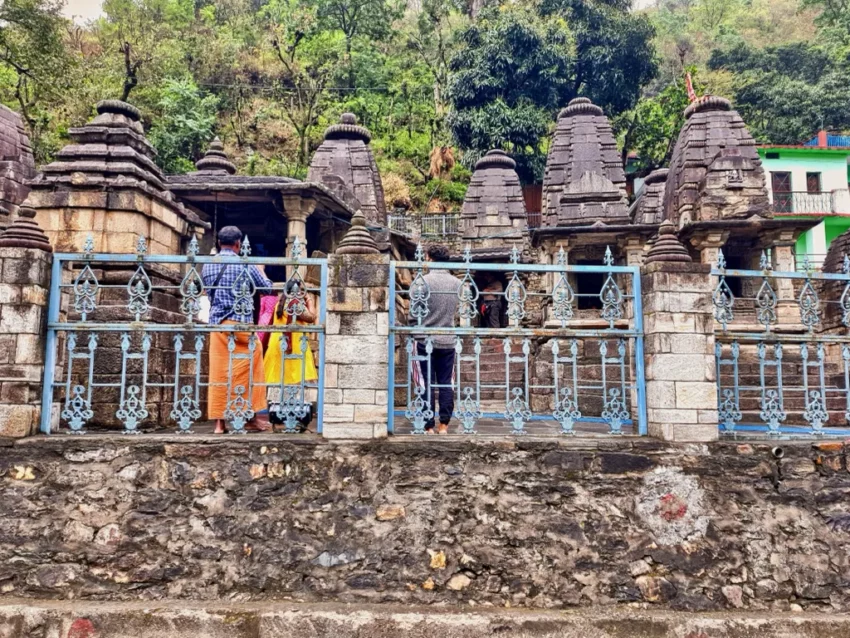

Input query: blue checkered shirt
[202,249,274,324]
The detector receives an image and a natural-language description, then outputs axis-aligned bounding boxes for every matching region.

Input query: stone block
[647,354,710,382]
[322,421,387,439]
[369,287,388,312]
[0,304,43,334]
[698,409,719,424]
[646,381,675,409]
[21,285,48,306]
[648,408,699,424]
[0,404,36,437]
[325,336,387,365]
[675,382,716,410]
[0,283,21,304]
[323,404,354,423]
[327,314,341,335]
[648,421,719,442]
[668,333,710,355]
[15,334,44,364]
[338,313,377,336]
[328,287,365,312]
[324,363,338,388]
[345,262,389,288]
[375,390,388,406]
[343,389,376,404]
[376,313,389,336]
[354,404,388,422]
[323,389,343,404]
[2,253,48,286]
[338,364,387,389]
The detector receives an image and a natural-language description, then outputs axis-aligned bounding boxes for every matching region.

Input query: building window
[771,171,792,213]
[806,172,822,193]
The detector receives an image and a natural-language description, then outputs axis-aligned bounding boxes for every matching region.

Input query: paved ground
[1,599,848,638]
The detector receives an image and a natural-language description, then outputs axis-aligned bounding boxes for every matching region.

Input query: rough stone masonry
[0,437,848,614]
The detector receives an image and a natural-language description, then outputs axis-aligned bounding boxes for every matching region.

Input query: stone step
[1,600,847,638]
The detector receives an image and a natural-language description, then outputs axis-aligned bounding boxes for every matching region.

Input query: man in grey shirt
[416,244,461,434]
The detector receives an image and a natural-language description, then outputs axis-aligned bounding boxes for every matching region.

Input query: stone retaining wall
[0,438,848,612]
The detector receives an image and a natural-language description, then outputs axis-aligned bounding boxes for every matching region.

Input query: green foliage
[0,0,74,160]
[616,68,702,175]
[447,1,657,182]
[707,41,850,143]
[147,79,220,174]
[2,0,846,208]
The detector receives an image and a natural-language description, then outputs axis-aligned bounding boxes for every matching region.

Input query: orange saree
[208,321,267,419]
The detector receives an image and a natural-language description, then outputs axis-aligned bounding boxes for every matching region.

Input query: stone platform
[2,599,850,638]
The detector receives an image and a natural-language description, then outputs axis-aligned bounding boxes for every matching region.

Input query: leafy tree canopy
[446,1,657,182]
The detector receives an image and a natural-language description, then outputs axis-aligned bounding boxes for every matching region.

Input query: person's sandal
[436,423,449,435]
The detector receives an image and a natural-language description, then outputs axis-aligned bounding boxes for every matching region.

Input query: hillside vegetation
[1,0,848,212]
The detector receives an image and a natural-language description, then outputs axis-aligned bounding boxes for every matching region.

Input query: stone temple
[1,91,850,637]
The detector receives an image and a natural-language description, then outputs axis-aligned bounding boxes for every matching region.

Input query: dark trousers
[482,299,501,328]
[418,344,455,428]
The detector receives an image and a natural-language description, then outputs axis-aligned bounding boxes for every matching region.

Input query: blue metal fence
[713,250,850,438]
[41,236,328,435]
[389,245,647,436]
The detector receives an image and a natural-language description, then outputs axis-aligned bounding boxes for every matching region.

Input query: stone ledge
[0,600,847,638]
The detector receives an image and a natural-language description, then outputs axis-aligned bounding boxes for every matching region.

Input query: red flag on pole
[685,72,697,103]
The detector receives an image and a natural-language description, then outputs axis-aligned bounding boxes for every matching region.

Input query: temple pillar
[687,229,729,266]
[0,206,53,437]
[283,194,317,274]
[642,223,718,442]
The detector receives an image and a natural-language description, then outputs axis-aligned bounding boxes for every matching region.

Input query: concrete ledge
[1,600,848,638]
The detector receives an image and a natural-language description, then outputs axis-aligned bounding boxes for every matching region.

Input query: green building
[758,132,850,269]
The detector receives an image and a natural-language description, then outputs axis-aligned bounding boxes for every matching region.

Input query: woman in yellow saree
[264,280,318,429]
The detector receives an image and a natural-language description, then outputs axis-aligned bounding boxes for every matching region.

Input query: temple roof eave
[167,178,357,218]
[530,223,660,247]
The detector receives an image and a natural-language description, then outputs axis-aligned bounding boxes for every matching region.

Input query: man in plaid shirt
[203,226,274,433]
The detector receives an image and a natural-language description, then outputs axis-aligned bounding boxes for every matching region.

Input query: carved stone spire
[645,220,691,264]
[194,136,237,175]
[307,113,386,226]
[541,97,629,227]
[0,205,52,252]
[335,209,379,255]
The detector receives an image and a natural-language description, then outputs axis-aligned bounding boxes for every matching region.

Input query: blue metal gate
[388,245,647,435]
[40,235,328,434]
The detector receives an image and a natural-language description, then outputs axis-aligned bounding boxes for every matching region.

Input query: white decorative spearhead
[240,236,252,257]
[603,245,614,267]
[187,236,199,258]
[83,234,95,257]
[290,236,303,260]
[716,248,726,269]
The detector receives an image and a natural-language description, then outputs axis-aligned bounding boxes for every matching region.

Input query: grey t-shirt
[415,270,461,349]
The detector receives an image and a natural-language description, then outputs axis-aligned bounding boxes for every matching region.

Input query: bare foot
[214,420,227,434]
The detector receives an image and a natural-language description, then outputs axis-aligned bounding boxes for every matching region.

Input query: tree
[708,41,850,143]
[446,2,657,182]
[0,0,73,156]
[147,78,219,173]
[99,0,194,101]
[262,0,344,172]
[317,0,403,87]
[617,69,703,176]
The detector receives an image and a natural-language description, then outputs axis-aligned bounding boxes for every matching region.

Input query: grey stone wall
[1,437,848,613]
